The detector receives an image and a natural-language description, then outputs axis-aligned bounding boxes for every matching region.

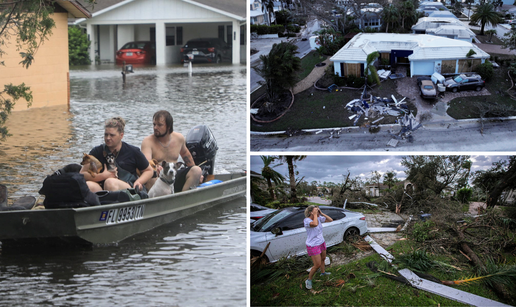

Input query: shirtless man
[81,117,153,193]
[141,110,202,192]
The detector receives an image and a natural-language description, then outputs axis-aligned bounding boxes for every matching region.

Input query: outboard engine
[186,125,218,180]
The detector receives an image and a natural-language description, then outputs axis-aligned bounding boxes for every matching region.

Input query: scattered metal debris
[398,269,510,307]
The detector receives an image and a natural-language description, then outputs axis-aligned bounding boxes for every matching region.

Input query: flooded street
[0,64,247,306]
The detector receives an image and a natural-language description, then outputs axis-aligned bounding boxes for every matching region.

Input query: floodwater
[0,63,247,306]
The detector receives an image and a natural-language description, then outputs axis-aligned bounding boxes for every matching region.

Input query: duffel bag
[95,188,141,205]
[39,172,100,208]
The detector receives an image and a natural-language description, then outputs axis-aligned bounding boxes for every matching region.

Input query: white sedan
[250,206,368,263]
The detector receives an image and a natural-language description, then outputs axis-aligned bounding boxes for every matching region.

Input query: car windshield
[185,41,212,48]
[453,76,463,83]
[252,209,293,232]
[121,42,148,50]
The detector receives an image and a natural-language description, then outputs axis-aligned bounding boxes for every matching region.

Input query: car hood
[443,78,457,86]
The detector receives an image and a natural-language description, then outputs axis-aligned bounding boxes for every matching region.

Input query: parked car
[443,73,485,92]
[417,77,437,99]
[116,41,156,65]
[180,38,231,64]
[250,203,277,222]
[250,206,368,263]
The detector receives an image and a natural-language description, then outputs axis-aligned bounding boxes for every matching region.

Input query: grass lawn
[251,74,416,132]
[251,238,515,306]
[446,57,516,119]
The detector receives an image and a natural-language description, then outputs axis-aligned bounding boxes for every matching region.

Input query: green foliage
[457,187,473,203]
[250,24,284,35]
[411,220,436,242]
[256,42,301,103]
[394,249,434,272]
[470,3,501,35]
[68,26,91,66]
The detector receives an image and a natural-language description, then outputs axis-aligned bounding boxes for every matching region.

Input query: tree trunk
[461,242,507,299]
[267,179,275,200]
[287,157,298,203]
[486,161,516,208]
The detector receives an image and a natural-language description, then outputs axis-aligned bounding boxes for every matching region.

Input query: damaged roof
[330,33,489,63]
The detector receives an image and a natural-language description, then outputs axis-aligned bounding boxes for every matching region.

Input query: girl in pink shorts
[303,206,333,290]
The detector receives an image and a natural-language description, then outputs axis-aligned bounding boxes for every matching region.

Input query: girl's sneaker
[305,279,312,289]
[320,272,331,276]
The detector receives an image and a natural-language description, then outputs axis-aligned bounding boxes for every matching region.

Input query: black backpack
[39,164,100,208]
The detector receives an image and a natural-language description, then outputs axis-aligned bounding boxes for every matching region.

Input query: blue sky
[250,155,508,184]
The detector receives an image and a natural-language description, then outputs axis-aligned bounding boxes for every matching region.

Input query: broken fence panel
[364,235,395,263]
[398,269,511,307]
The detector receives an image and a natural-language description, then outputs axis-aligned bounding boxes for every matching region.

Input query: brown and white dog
[81,154,103,178]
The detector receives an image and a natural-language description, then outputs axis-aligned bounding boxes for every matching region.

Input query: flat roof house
[330,33,490,78]
[412,17,476,43]
[75,0,246,65]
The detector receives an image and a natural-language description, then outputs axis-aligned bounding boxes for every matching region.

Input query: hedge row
[251,24,285,35]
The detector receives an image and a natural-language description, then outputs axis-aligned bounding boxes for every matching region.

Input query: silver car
[250,206,368,263]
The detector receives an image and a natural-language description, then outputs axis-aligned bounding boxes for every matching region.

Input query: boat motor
[186,125,218,181]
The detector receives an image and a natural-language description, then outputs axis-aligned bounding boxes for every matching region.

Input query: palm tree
[382,4,399,33]
[362,51,380,98]
[255,41,301,105]
[260,156,284,200]
[471,3,501,36]
[485,29,497,42]
[278,155,306,203]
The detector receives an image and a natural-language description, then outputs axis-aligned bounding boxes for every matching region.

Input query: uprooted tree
[473,155,516,208]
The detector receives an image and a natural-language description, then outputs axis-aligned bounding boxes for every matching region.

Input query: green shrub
[347,75,365,88]
[251,24,284,35]
[68,26,91,66]
[474,62,494,81]
[457,187,473,203]
[411,220,436,242]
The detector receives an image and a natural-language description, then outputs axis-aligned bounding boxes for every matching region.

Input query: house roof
[425,25,476,39]
[76,0,245,21]
[56,0,91,18]
[412,17,466,31]
[330,33,490,63]
[428,11,457,19]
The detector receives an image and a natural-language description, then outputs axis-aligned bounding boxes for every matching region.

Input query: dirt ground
[329,209,408,267]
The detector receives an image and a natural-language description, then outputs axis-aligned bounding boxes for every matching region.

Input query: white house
[330,33,490,78]
[412,17,476,43]
[75,0,246,65]
[250,1,266,25]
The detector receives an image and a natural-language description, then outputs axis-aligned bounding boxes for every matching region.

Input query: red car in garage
[116,41,156,65]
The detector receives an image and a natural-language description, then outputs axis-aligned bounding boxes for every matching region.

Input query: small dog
[148,161,184,198]
[81,154,102,178]
[104,150,117,172]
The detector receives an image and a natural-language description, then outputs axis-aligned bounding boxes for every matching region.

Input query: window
[166,27,175,46]
[325,209,346,221]
[278,212,305,230]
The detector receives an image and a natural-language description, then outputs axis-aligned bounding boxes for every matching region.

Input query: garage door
[412,61,435,76]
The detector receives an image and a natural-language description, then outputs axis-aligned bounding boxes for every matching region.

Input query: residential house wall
[4,13,70,111]
[331,33,489,78]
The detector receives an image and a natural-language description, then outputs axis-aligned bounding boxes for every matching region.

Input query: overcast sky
[250,155,509,184]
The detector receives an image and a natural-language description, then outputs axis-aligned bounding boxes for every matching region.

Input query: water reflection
[0,64,247,200]
[0,199,246,306]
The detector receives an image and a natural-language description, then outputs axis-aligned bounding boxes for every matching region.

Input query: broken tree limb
[460,242,508,299]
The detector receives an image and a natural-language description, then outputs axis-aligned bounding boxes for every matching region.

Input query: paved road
[251,118,516,151]
[307,196,331,205]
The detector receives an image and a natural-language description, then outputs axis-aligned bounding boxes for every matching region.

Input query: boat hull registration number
[100,205,145,225]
